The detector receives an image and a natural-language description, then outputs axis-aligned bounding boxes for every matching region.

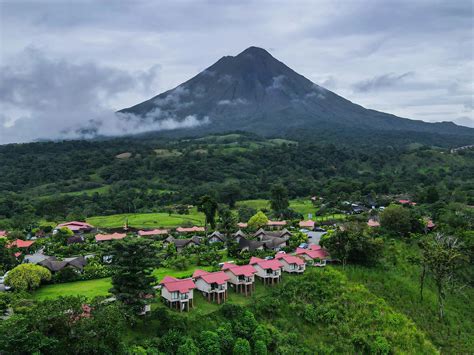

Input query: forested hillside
[0,132,473,227]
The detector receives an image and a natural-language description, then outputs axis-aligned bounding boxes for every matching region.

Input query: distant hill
[120,46,473,138]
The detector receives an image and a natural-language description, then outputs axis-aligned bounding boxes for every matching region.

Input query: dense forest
[0,132,473,227]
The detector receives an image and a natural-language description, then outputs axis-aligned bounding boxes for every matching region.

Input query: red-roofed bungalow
[7,239,35,249]
[367,219,380,227]
[159,276,196,311]
[0,230,7,238]
[176,226,205,233]
[296,247,329,266]
[138,229,169,237]
[275,253,305,273]
[398,199,416,206]
[95,233,127,242]
[237,222,248,228]
[192,269,230,304]
[299,220,315,229]
[249,257,283,285]
[57,221,94,233]
[221,262,257,296]
[266,220,287,229]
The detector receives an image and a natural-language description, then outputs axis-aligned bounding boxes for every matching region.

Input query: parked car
[298,243,309,249]
[264,256,274,260]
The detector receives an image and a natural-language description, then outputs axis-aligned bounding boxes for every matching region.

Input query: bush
[5,264,51,291]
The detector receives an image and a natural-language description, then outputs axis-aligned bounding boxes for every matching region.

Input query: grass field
[88,199,346,229]
[32,264,218,301]
[33,277,113,300]
[87,208,205,228]
[237,198,347,221]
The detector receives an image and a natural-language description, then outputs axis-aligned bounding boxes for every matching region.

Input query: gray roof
[38,256,87,272]
[238,237,264,251]
[254,229,292,240]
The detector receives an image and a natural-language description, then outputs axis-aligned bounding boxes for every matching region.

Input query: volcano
[119,46,472,137]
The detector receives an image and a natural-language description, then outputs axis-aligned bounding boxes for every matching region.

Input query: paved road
[306,231,326,246]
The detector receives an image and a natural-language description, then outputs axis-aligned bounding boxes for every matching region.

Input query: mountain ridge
[119,46,473,137]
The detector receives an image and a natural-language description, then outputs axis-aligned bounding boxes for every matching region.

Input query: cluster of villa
[158,244,329,312]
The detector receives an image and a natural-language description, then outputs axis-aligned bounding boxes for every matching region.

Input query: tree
[0,238,17,273]
[220,182,241,208]
[321,230,351,269]
[0,296,126,354]
[233,338,251,355]
[219,207,237,235]
[238,205,256,223]
[197,195,218,229]
[5,264,51,291]
[198,330,221,354]
[270,184,289,216]
[217,322,235,354]
[419,233,466,320]
[177,337,199,355]
[380,205,411,237]
[425,186,439,204]
[110,238,157,313]
[248,211,268,230]
[254,340,268,355]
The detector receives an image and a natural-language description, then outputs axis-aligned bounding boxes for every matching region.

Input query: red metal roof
[249,256,283,271]
[367,219,380,227]
[237,222,248,228]
[138,229,169,236]
[176,226,205,233]
[193,269,229,284]
[7,239,35,248]
[95,233,127,241]
[0,230,8,237]
[267,220,287,226]
[57,221,94,229]
[299,220,315,228]
[221,263,257,277]
[160,276,196,293]
[275,253,305,265]
[296,247,328,259]
[309,244,321,251]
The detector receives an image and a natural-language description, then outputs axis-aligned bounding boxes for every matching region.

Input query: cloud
[217,98,248,105]
[352,72,414,92]
[267,75,286,90]
[0,48,208,144]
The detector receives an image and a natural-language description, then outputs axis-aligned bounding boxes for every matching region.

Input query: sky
[0,0,472,144]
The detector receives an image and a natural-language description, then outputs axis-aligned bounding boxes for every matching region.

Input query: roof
[426,219,436,228]
[254,228,292,240]
[299,220,315,228]
[296,247,329,259]
[367,219,380,227]
[209,231,226,241]
[275,253,305,265]
[57,221,94,231]
[238,237,265,251]
[263,237,287,249]
[267,220,287,226]
[309,244,321,251]
[221,263,257,277]
[8,239,35,248]
[138,229,169,236]
[249,257,283,271]
[0,230,7,237]
[38,256,87,272]
[398,199,416,206]
[176,226,205,233]
[160,276,196,293]
[237,222,248,228]
[173,236,200,248]
[95,233,127,242]
[192,269,229,284]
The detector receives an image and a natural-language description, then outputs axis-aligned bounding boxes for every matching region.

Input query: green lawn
[236,198,347,221]
[88,208,205,229]
[33,264,218,301]
[33,277,112,300]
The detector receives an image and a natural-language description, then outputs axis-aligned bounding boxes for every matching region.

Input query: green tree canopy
[110,238,158,313]
[5,263,51,291]
[247,211,269,230]
[270,184,289,216]
[380,205,412,237]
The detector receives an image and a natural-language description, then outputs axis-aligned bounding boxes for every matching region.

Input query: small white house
[192,269,230,304]
[159,276,196,312]
[249,257,283,285]
[275,253,306,273]
[221,262,257,296]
